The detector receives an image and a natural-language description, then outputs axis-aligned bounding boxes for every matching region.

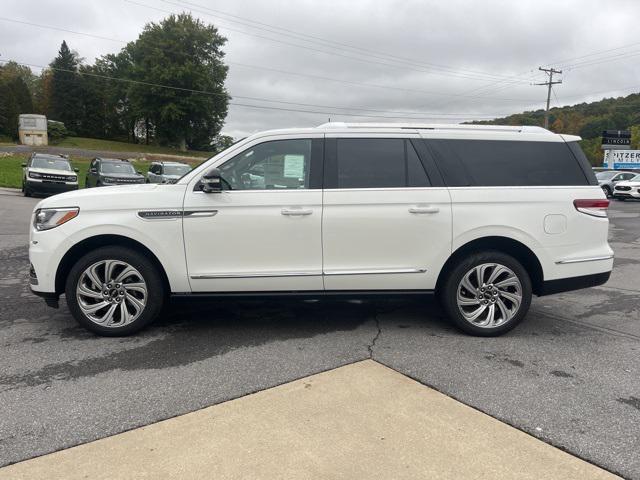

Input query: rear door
[322,133,452,291]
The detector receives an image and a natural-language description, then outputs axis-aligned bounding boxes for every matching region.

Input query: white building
[18,114,48,146]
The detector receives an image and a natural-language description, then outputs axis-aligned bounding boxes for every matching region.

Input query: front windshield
[596,171,617,180]
[31,157,71,171]
[630,174,640,182]
[101,162,136,174]
[164,164,192,176]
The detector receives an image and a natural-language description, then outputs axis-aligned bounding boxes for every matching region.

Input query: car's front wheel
[440,251,532,336]
[602,185,612,197]
[65,246,165,336]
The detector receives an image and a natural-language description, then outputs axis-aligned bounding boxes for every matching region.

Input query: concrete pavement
[0,361,619,480]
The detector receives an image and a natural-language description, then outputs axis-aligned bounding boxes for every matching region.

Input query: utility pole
[534,67,562,129]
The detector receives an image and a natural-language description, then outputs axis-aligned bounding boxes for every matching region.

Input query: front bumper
[613,190,640,199]
[30,287,60,308]
[26,179,78,195]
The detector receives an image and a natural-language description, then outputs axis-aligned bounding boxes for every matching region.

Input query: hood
[28,167,76,177]
[101,171,144,178]
[34,183,186,212]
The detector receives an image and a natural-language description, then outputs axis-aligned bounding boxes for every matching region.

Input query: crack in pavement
[367,314,382,358]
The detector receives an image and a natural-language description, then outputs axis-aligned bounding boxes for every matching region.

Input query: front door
[322,134,452,291]
[182,135,324,292]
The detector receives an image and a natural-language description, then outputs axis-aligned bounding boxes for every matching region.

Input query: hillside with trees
[471,93,640,165]
[0,13,230,151]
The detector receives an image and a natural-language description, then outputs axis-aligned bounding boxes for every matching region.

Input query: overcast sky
[2,0,640,138]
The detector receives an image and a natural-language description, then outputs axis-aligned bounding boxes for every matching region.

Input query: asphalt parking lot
[1,191,639,479]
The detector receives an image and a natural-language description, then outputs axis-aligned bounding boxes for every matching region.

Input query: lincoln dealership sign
[601,130,631,150]
[603,150,640,169]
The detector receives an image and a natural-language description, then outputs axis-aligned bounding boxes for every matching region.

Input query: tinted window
[164,164,191,175]
[336,138,429,189]
[101,162,135,174]
[596,171,617,180]
[219,139,312,190]
[426,139,589,187]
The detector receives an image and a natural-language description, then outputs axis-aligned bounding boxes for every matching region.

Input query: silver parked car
[146,161,192,184]
[596,170,637,197]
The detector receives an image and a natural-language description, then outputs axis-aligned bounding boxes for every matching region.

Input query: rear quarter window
[425,139,592,187]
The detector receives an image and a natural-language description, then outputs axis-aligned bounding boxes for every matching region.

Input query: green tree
[0,63,34,139]
[49,41,82,133]
[127,13,229,150]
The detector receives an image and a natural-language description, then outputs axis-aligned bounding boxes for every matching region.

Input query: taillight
[574,199,609,218]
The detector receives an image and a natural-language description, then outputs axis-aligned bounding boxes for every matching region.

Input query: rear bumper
[538,271,611,296]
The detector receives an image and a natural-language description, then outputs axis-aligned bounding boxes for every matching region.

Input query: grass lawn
[0,154,205,189]
[54,137,210,158]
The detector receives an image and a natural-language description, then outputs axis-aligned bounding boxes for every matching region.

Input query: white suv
[29,123,613,336]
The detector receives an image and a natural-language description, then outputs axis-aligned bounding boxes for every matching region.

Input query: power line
[126,0,532,84]
[167,0,529,83]
[0,15,538,103]
[0,58,510,120]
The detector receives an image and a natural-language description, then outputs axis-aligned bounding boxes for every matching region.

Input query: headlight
[33,207,79,231]
[29,172,43,179]
[67,175,77,182]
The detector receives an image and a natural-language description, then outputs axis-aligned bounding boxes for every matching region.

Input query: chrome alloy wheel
[456,263,522,328]
[76,260,148,327]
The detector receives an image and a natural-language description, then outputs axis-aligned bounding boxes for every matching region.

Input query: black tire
[65,246,165,336]
[439,251,532,337]
[24,186,31,197]
[602,185,612,198]
[84,178,90,188]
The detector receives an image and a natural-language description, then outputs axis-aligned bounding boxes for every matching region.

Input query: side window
[426,139,590,187]
[219,139,312,190]
[335,138,430,189]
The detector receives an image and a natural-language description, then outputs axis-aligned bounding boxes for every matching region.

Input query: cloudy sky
[1,0,640,138]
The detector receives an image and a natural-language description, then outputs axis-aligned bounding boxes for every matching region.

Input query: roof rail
[316,122,550,134]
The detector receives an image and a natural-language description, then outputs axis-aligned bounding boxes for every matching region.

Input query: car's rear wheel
[440,251,532,336]
[65,246,165,336]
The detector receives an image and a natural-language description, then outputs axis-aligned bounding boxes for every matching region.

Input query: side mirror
[90,168,97,174]
[22,163,27,167]
[201,168,223,193]
[73,168,79,173]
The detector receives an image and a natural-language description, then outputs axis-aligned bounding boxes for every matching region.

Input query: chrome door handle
[409,206,439,214]
[281,208,313,216]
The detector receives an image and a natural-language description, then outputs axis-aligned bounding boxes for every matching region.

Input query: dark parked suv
[85,158,145,187]
[22,153,78,197]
